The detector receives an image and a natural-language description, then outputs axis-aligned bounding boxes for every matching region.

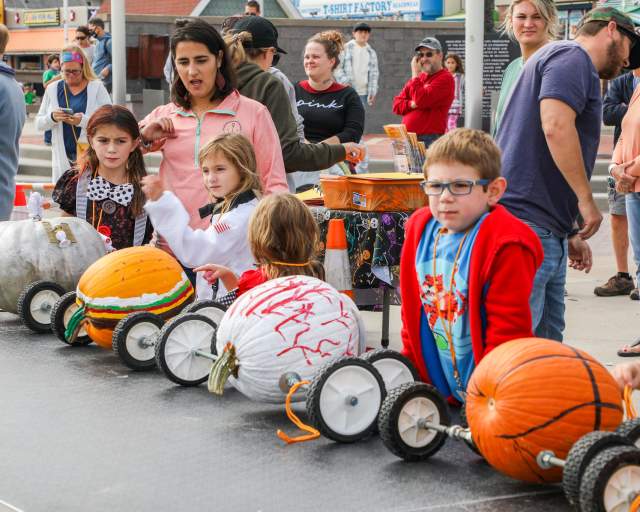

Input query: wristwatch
[608,163,618,176]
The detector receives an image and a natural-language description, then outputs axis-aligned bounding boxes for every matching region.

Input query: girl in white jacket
[142,133,261,299]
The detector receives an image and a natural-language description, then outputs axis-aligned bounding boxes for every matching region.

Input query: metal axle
[419,421,474,443]
[192,349,218,361]
[278,372,308,394]
[536,450,566,470]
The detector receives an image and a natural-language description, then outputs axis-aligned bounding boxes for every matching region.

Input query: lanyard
[63,82,81,145]
[432,226,470,392]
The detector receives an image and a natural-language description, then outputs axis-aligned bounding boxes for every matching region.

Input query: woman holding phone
[36,44,111,182]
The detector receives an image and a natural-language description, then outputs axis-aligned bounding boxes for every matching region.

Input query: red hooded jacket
[400,205,544,384]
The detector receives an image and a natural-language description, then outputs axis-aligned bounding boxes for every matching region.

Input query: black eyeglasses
[75,36,87,41]
[421,179,490,196]
[272,53,280,66]
[416,51,435,59]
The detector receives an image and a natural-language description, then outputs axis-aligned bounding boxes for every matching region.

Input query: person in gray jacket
[0,24,27,221]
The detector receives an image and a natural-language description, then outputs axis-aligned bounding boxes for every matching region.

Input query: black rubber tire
[361,349,420,390]
[562,431,634,507]
[112,312,164,371]
[306,356,386,443]
[155,313,218,387]
[578,445,640,512]
[616,418,640,447]
[17,280,66,333]
[378,382,450,462]
[50,291,92,346]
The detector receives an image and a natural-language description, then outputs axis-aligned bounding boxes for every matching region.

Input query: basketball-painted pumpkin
[0,217,106,313]
[73,247,194,348]
[466,338,623,484]
[210,275,365,403]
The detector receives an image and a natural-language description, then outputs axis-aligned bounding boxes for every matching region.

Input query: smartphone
[59,108,73,114]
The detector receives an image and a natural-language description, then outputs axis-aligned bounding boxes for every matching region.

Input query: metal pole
[110,0,126,105]
[464,0,484,129]
[62,0,69,44]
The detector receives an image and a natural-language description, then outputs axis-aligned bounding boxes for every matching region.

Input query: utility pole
[111,0,126,105]
[63,0,69,44]
[465,0,484,129]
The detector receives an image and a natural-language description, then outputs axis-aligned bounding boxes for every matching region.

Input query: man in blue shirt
[0,24,27,221]
[88,17,112,93]
[496,7,640,342]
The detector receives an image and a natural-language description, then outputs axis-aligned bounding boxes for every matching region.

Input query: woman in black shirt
[294,30,364,145]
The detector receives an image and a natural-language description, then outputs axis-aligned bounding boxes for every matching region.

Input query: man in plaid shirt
[334,22,379,172]
[334,22,379,108]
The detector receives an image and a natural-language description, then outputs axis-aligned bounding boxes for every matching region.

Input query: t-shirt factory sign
[297,0,420,18]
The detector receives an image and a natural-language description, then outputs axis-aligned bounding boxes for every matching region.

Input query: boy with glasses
[399,128,543,404]
[392,36,453,148]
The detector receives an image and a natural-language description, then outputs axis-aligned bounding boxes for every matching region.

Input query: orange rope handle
[624,385,637,420]
[276,380,320,445]
[630,494,640,512]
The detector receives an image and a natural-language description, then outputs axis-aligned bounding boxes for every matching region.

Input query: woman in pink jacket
[140,19,287,254]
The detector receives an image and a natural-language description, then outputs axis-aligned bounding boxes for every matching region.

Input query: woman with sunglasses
[74,26,95,64]
[35,44,111,182]
[493,0,558,135]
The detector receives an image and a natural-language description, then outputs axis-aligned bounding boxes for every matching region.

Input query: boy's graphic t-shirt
[415,214,487,402]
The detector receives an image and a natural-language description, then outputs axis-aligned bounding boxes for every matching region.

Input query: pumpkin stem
[64,306,86,343]
[208,343,238,395]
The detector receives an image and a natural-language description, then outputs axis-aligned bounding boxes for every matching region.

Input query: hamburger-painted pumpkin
[466,338,623,484]
[71,247,194,348]
[210,275,365,403]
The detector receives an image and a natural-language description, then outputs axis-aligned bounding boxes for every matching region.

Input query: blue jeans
[626,193,640,285]
[527,224,568,342]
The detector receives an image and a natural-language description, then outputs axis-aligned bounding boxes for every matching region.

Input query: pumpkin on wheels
[59,246,195,370]
[465,338,624,484]
[203,275,384,443]
[0,217,106,332]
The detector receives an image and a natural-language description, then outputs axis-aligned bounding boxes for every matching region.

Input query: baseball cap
[353,22,371,32]
[414,37,442,53]
[232,16,287,54]
[577,7,640,69]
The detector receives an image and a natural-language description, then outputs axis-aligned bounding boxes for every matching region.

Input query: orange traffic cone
[14,184,27,207]
[324,218,353,299]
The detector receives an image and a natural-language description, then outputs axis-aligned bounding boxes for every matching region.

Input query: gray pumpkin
[0,217,106,313]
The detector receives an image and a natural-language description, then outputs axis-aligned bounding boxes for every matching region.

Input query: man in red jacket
[399,129,543,403]
[392,36,454,147]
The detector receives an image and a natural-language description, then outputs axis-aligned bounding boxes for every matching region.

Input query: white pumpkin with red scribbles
[211,275,365,403]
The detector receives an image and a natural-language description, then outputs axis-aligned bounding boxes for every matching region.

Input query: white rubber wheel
[155,313,218,386]
[17,280,65,333]
[184,300,226,327]
[397,396,440,448]
[361,350,419,391]
[112,312,163,371]
[306,357,385,443]
[604,465,640,511]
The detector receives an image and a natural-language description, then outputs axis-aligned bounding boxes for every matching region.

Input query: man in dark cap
[392,36,454,147]
[496,7,640,342]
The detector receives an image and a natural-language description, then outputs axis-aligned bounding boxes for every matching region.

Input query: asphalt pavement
[0,214,638,512]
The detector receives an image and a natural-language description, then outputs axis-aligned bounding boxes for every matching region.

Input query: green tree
[485,0,496,33]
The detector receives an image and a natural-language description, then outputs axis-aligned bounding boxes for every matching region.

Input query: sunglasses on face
[421,179,490,196]
[416,50,435,59]
[75,36,87,41]
[62,69,82,76]
[272,53,280,66]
